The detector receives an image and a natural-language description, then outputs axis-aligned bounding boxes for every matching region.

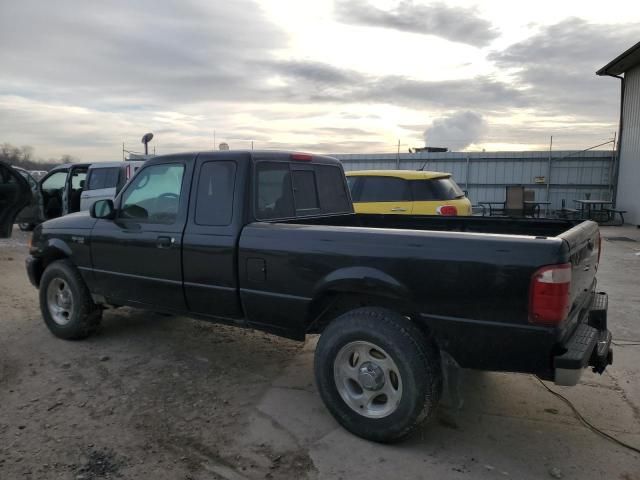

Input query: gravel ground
[0,228,309,480]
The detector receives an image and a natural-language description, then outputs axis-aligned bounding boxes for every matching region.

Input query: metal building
[598,41,640,226]
[332,150,615,213]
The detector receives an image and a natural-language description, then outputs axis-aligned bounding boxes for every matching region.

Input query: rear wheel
[314,307,442,442]
[39,260,101,339]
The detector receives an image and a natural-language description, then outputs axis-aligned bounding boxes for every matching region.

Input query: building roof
[597,41,640,76]
[345,169,451,180]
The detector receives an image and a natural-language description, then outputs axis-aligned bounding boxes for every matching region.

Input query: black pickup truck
[26,151,612,442]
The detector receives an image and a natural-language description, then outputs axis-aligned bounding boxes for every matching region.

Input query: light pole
[141,132,154,156]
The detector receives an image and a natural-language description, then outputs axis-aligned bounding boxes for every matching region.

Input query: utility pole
[396,139,401,169]
[546,136,553,206]
[251,141,254,150]
[122,142,125,161]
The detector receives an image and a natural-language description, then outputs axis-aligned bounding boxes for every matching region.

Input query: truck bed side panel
[238,222,566,373]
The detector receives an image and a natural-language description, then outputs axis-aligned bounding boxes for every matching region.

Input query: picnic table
[478,200,551,218]
[573,199,613,221]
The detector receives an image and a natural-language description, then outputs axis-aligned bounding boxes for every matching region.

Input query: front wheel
[314,307,442,443]
[39,260,102,339]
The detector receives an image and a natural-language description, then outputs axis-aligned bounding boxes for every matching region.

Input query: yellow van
[346,170,472,216]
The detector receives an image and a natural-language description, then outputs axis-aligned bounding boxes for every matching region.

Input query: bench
[604,208,626,226]
[556,208,580,220]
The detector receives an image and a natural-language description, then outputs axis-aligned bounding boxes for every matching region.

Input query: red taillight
[529,263,572,326]
[436,205,458,216]
[291,153,313,162]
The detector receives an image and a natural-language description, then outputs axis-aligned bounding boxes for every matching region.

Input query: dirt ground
[1,226,640,480]
[0,229,310,479]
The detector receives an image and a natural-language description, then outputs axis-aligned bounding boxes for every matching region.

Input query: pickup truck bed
[26,150,612,442]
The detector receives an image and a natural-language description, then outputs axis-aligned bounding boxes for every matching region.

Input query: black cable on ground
[612,340,640,347]
[535,377,640,456]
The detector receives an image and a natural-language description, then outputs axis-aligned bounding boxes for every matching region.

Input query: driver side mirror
[90,199,116,219]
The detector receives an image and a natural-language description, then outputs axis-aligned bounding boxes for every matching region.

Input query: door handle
[156,236,175,248]
[390,207,407,212]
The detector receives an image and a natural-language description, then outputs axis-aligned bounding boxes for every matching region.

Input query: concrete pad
[255,386,338,445]
[312,411,640,480]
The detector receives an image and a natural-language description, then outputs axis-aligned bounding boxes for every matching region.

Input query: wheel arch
[33,239,73,287]
[306,267,421,335]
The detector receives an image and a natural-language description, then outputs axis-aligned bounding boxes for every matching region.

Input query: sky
[0,0,639,161]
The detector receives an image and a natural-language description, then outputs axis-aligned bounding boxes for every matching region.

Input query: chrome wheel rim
[333,340,403,418]
[46,278,73,326]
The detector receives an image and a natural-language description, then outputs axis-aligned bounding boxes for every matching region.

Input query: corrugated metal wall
[617,64,640,225]
[332,150,615,212]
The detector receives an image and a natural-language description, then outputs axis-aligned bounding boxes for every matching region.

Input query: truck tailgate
[558,220,600,330]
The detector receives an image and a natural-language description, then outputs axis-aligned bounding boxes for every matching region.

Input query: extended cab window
[195,161,236,226]
[315,165,351,213]
[87,167,120,190]
[256,163,294,220]
[358,177,411,202]
[120,163,184,224]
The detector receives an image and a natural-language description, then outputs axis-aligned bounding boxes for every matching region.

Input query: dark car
[25,151,612,442]
[0,162,33,237]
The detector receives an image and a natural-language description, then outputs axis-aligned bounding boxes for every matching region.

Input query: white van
[80,161,145,211]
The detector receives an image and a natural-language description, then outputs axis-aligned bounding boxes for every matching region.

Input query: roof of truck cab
[145,150,342,165]
[345,169,451,180]
[88,161,145,169]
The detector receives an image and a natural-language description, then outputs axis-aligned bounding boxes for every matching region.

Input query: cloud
[334,0,499,47]
[423,111,487,150]
[0,0,285,107]
[489,18,639,119]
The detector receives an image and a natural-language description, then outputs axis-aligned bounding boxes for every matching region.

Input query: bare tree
[0,143,74,171]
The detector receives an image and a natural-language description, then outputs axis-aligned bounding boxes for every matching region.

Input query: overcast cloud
[334,0,499,47]
[0,1,638,159]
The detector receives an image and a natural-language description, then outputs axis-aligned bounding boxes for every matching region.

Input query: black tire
[314,307,442,443]
[19,222,35,231]
[39,259,102,340]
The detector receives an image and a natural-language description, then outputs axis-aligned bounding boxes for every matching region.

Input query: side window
[42,171,68,190]
[316,165,352,212]
[255,162,294,220]
[411,178,465,201]
[120,163,184,224]
[195,161,236,226]
[88,168,120,190]
[292,170,319,213]
[18,171,37,190]
[359,177,411,202]
[71,171,86,190]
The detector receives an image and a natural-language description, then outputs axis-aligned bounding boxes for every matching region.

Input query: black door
[0,162,32,238]
[14,169,41,228]
[90,157,192,310]
[182,154,246,320]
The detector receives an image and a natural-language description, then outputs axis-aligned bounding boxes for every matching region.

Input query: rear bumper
[25,255,43,288]
[553,292,613,386]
